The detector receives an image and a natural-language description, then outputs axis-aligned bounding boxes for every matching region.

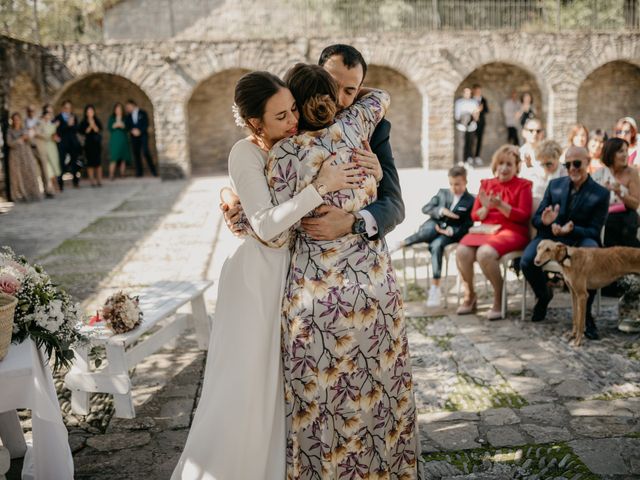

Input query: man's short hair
[448,166,467,179]
[126,99,137,106]
[318,44,367,80]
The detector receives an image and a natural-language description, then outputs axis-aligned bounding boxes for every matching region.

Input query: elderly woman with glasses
[526,140,567,210]
[456,145,533,320]
[520,146,609,338]
[615,117,638,166]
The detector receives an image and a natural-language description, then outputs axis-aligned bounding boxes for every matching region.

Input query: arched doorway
[578,60,640,134]
[187,68,250,174]
[454,62,544,165]
[365,65,423,168]
[54,73,157,170]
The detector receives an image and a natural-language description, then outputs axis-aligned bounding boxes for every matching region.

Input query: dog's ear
[555,243,570,266]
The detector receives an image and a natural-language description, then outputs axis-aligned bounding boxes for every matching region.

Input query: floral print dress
[267,91,420,480]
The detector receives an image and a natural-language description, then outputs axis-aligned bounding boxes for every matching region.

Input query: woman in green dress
[108,102,131,180]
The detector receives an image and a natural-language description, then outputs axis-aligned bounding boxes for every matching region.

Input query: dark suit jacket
[476,96,489,126]
[532,175,609,244]
[421,188,474,240]
[125,109,150,138]
[362,119,405,240]
[54,113,80,152]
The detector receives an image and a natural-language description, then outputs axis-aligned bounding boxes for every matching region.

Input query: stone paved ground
[1,169,639,479]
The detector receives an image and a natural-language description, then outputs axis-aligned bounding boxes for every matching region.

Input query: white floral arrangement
[100,291,143,334]
[0,247,86,371]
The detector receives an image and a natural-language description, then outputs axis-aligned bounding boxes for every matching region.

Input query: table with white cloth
[0,339,74,480]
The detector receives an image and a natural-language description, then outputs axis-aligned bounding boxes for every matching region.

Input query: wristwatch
[351,212,367,235]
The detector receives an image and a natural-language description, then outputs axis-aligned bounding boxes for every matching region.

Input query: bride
[170,71,365,480]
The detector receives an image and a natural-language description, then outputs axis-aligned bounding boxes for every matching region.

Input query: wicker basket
[0,293,18,361]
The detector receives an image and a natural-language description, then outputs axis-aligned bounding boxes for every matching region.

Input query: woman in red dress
[456,145,533,319]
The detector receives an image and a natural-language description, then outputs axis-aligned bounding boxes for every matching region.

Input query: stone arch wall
[7,72,42,115]
[365,65,423,168]
[577,60,640,136]
[187,68,250,174]
[53,73,157,171]
[44,32,640,175]
[454,62,544,163]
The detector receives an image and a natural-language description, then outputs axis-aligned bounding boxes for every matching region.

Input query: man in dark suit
[394,166,474,307]
[520,146,609,338]
[222,45,404,243]
[125,99,157,177]
[298,44,404,241]
[55,100,82,189]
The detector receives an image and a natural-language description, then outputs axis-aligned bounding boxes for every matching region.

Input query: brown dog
[534,240,640,346]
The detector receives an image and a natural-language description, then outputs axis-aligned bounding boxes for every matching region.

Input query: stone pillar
[153,99,190,179]
[549,84,577,145]
[428,92,455,170]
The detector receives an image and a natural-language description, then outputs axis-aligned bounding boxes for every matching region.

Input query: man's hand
[131,128,141,137]
[441,207,460,220]
[541,204,560,226]
[435,224,453,237]
[551,221,573,237]
[301,205,354,241]
[219,187,246,237]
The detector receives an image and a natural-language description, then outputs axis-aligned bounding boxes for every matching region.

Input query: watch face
[354,218,366,234]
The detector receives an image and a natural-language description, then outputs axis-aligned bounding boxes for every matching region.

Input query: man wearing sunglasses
[520,146,610,339]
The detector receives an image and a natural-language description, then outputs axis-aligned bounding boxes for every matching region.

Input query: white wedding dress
[171,138,323,480]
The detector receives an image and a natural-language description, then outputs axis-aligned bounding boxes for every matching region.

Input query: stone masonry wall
[45,32,640,177]
[188,68,249,174]
[577,60,640,138]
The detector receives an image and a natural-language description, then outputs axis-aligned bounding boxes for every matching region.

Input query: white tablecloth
[0,339,74,480]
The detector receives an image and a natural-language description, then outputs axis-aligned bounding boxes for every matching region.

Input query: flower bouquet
[0,247,86,371]
[98,291,143,334]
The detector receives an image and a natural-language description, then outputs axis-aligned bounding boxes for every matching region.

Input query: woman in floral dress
[267,64,420,480]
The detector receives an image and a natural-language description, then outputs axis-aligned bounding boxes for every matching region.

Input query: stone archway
[454,62,544,164]
[365,65,423,168]
[54,73,157,170]
[578,60,640,134]
[187,68,250,175]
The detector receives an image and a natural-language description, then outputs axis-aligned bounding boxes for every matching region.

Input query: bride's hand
[353,140,382,182]
[315,158,365,193]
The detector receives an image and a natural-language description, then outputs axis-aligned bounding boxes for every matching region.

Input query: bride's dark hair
[284,63,338,131]
[234,71,286,133]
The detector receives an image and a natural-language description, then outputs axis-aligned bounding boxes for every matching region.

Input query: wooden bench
[65,280,213,419]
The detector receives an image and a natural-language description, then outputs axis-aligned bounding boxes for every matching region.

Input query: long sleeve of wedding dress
[229,139,323,247]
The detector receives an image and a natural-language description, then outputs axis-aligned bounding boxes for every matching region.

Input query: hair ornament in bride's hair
[232,103,246,128]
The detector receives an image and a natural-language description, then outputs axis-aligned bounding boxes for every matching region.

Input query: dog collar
[558,250,572,266]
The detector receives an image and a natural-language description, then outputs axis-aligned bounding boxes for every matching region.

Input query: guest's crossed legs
[403,222,455,280]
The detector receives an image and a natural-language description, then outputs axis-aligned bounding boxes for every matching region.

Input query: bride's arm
[228,140,323,246]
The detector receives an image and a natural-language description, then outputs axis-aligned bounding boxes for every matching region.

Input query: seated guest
[520,146,609,338]
[456,145,533,320]
[568,123,589,148]
[519,118,544,170]
[614,116,638,166]
[592,138,640,247]
[528,140,566,209]
[587,128,607,173]
[394,166,474,307]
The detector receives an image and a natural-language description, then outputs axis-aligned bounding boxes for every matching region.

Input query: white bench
[65,280,213,419]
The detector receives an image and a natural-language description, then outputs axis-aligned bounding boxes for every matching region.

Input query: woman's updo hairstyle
[233,71,286,134]
[284,63,338,131]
